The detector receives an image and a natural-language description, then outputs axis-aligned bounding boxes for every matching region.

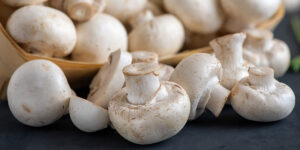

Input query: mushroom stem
[244,29,274,51]
[129,10,154,28]
[123,63,161,105]
[248,67,276,91]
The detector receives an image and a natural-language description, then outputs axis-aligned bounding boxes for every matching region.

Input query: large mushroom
[7,60,72,127]
[170,53,230,120]
[231,67,295,122]
[1,0,47,7]
[109,63,190,144]
[6,5,77,58]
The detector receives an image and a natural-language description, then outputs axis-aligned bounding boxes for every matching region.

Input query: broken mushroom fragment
[129,11,185,57]
[7,60,72,127]
[87,50,132,109]
[109,63,190,144]
[72,13,128,63]
[170,53,230,120]
[231,67,295,122]
[69,96,109,132]
[2,0,47,7]
[210,33,253,90]
[7,5,77,58]
[164,0,224,34]
[243,29,291,77]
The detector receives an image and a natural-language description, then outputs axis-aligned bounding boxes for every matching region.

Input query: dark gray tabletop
[0,12,300,150]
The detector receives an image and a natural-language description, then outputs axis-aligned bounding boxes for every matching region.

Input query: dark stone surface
[0,11,299,150]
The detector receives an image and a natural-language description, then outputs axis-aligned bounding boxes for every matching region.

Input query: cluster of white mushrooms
[1,0,296,145]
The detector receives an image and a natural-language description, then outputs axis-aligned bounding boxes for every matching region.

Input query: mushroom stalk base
[206,83,230,117]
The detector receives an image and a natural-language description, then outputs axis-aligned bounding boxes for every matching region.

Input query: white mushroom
[170,53,230,120]
[231,67,295,122]
[109,63,190,144]
[69,96,109,132]
[87,50,132,109]
[129,11,185,57]
[131,51,174,81]
[210,33,253,90]
[164,0,224,34]
[72,13,128,63]
[7,5,77,58]
[1,0,47,7]
[243,29,291,77]
[104,0,147,23]
[7,60,72,127]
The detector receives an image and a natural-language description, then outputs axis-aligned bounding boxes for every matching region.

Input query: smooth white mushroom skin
[88,50,132,109]
[7,60,71,127]
[164,0,224,34]
[129,14,185,57]
[72,13,128,63]
[170,53,230,120]
[69,96,109,132]
[7,5,77,58]
[231,67,295,122]
[2,0,47,7]
[109,63,190,144]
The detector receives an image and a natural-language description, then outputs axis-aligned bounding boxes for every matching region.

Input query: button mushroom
[7,60,72,127]
[69,96,109,132]
[243,29,291,77]
[210,33,253,90]
[2,0,47,7]
[6,5,77,58]
[164,0,224,34]
[87,50,132,109]
[109,63,190,144]
[231,67,295,122]
[129,11,185,57]
[71,13,128,63]
[170,53,230,120]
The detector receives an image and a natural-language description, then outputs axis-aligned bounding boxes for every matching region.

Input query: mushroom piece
[129,11,185,57]
[109,63,190,144]
[104,0,147,23]
[210,33,253,90]
[170,53,230,120]
[69,96,109,132]
[164,0,224,34]
[243,29,291,77]
[7,60,72,127]
[72,13,128,63]
[231,67,295,122]
[7,5,77,58]
[87,50,132,109]
[131,51,174,81]
[1,0,47,7]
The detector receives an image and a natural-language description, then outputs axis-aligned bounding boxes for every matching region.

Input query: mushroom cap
[2,0,47,7]
[164,0,224,34]
[109,81,190,145]
[231,67,295,122]
[7,60,71,127]
[129,14,185,57]
[72,13,128,63]
[170,53,223,120]
[220,0,282,24]
[7,5,77,58]
[69,96,109,132]
[104,0,147,23]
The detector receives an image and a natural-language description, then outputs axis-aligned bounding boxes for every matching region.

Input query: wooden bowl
[0,4,285,99]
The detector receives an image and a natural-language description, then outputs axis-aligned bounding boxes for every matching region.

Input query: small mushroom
[72,13,128,63]
[7,60,72,127]
[7,5,77,58]
[170,53,230,120]
[131,51,174,81]
[164,0,224,34]
[2,0,47,7]
[87,50,132,109]
[129,11,185,57]
[69,96,109,132]
[231,67,295,122]
[210,33,253,90]
[243,29,291,77]
[109,63,190,144]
